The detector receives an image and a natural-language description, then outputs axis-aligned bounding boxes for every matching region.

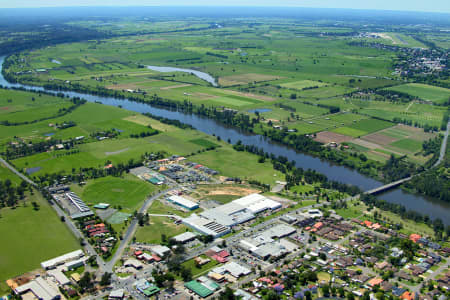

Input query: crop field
[333,118,393,137]
[72,175,158,212]
[0,191,78,292]
[346,124,436,164]
[219,73,281,86]
[289,112,369,134]
[386,83,450,104]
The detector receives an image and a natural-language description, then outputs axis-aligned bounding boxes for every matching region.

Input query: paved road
[0,157,37,186]
[104,188,176,273]
[434,121,450,167]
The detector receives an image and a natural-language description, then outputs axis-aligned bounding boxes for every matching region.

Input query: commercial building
[172,232,197,244]
[47,269,70,286]
[212,261,251,278]
[184,280,215,298]
[41,250,84,270]
[168,195,199,210]
[135,279,160,297]
[15,277,60,300]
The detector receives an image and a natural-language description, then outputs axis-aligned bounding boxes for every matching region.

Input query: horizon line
[0,5,449,15]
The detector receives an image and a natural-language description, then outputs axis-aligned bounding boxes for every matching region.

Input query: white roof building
[47,269,70,286]
[41,249,84,270]
[15,277,60,300]
[172,232,197,243]
[168,195,199,210]
[151,245,171,257]
[212,262,251,278]
[124,259,143,269]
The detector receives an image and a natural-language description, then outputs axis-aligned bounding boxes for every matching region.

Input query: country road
[0,157,36,186]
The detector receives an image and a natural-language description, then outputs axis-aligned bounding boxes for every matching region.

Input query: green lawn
[0,192,79,294]
[181,255,219,277]
[386,83,450,104]
[134,216,190,244]
[147,200,193,218]
[75,175,158,211]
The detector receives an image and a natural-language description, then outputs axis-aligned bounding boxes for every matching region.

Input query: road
[434,121,450,167]
[104,187,176,273]
[0,157,37,186]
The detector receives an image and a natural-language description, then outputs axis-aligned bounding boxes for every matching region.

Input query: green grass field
[134,216,190,244]
[0,192,79,293]
[73,175,158,212]
[386,83,450,104]
[189,147,285,185]
[280,80,327,90]
[181,255,219,277]
[333,118,393,137]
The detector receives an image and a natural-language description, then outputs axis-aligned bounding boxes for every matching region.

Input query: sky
[0,0,449,13]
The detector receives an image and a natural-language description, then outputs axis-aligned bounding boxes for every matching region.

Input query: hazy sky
[1,0,449,13]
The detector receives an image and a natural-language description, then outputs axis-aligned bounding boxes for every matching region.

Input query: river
[147,65,217,87]
[1,56,449,224]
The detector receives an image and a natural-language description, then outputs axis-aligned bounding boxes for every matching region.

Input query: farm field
[386,83,450,104]
[332,118,394,137]
[280,80,327,90]
[346,124,435,164]
[0,191,79,294]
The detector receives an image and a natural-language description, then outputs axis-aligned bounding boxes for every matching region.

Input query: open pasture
[385,83,450,104]
[280,80,327,90]
[0,191,78,292]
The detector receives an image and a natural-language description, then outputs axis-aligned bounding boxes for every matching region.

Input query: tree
[100,272,112,286]
[180,267,192,282]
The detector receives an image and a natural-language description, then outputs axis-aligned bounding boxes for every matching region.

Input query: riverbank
[1,56,449,224]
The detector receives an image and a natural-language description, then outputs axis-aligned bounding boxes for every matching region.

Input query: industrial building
[182,194,281,238]
[182,214,231,238]
[168,195,199,210]
[172,232,197,244]
[15,277,60,300]
[239,224,298,260]
[41,250,84,270]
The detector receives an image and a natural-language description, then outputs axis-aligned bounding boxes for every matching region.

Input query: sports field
[73,175,158,211]
[386,83,450,104]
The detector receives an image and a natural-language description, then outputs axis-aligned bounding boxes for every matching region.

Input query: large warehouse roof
[168,195,198,210]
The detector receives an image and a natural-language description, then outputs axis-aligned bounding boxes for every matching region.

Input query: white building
[41,250,84,270]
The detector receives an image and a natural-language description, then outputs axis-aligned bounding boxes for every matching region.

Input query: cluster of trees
[405,143,450,203]
[129,130,158,138]
[4,138,74,160]
[382,155,417,182]
[0,179,29,208]
[142,112,194,129]
[360,194,448,239]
